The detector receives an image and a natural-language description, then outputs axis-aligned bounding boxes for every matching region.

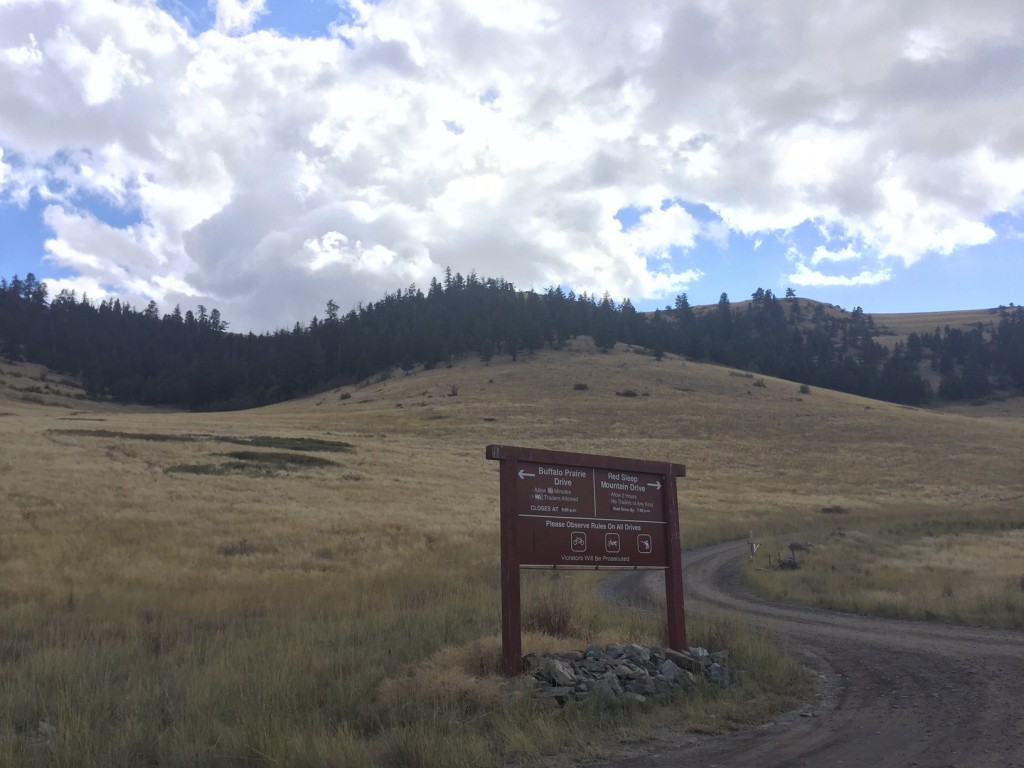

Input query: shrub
[573,383,588,391]
[217,537,257,557]
[820,505,848,515]
[615,389,639,398]
[799,383,811,395]
[523,582,582,637]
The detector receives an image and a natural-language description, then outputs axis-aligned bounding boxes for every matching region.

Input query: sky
[1,0,1023,333]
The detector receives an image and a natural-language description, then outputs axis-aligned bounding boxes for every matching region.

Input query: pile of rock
[524,643,730,706]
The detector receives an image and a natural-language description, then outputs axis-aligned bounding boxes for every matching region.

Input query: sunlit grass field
[745,521,1024,627]
[2,338,1023,766]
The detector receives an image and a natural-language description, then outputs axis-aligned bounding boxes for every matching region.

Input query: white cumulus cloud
[214,0,267,35]
[811,246,863,266]
[0,0,1022,329]
[788,263,893,288]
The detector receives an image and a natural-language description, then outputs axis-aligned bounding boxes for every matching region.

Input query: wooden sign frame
[486,444,687,677]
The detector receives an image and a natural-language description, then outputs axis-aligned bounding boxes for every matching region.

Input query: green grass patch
[221,435,355,453]
[164,463,237,476]
[49,429,355,453]
[219,450,336,468]
[166,451,337,476]
[49,429,202,442]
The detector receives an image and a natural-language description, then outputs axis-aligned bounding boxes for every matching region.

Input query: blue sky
[161,0,355,39]
[2,0,1023,332]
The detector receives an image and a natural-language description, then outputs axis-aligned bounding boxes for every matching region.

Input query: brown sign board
[516,462,669,568]
[486,445,687,676]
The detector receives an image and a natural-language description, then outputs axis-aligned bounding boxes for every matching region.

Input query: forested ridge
[1,271,1022,411]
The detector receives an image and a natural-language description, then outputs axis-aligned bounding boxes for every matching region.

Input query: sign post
[486,445,686,677]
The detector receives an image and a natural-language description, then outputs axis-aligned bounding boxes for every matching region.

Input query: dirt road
[596,540,1024,767]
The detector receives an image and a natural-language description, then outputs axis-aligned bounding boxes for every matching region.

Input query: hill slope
[5,272,1022,410]
[2,344,1023,765]
[5,340,1020,547]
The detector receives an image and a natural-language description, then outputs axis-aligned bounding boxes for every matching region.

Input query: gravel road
[594,540,1024,768]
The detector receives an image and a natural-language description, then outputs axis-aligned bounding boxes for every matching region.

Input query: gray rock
[36,721,56,738]
[627,676,658,696]
[664,648,698,670]
[25,720,56,748]
[540,657,577,686]
[655,679,674,696]
[658,658,681,681]
[688,647,713,668]
[525,641,729,704]
[590,675,624,708]
[624,644,650,662]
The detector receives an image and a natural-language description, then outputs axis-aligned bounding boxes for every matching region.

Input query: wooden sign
[486,445,687,677]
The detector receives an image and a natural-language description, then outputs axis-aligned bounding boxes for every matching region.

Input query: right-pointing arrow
[647,481,662,490]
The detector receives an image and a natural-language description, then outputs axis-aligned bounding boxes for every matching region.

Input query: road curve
[595,540,1024,768]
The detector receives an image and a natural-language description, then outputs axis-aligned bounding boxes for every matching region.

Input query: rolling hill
[2,323,1023,765]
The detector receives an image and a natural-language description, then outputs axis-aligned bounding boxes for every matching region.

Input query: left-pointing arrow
[518,470,536,480]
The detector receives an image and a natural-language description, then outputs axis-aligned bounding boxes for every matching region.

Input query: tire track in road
[596,540,1024,767]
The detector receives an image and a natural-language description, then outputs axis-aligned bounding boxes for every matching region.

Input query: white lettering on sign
[600,480,651,492]
[537,466,587,478]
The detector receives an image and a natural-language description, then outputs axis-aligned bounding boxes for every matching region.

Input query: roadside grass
[743,516,1024,627]
[0,534,806,767]
[2,344,1023,764]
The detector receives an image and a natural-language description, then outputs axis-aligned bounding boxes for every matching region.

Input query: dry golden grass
[1,341,1023,765]
[746,524,1024,627]
[872,307,1004,340]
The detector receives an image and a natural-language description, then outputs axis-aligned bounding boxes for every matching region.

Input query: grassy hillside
[2,342,1023,766]
[871,306,1024,415]
[873,306,1004,340]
